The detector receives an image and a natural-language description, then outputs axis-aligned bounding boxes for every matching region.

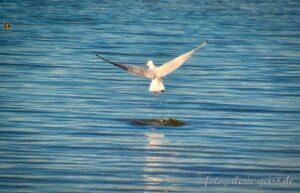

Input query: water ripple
[1,0,300,192]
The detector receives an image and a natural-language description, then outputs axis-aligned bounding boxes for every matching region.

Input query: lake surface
[1,0,300,192]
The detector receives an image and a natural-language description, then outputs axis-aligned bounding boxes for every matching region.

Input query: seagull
[96,41,207,94]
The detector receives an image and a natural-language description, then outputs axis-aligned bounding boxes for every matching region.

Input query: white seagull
[96,41,207,94]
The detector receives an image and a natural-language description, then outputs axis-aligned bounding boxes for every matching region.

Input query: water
[1,0,300,192]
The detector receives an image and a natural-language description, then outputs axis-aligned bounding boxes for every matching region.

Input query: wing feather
[96,54,154,79]
[156,41,207,77]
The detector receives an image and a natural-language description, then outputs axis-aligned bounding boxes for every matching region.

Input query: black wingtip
[95,53,108,62]
[95,53,125,68]
[96,53,108,62]
[96,53,102,59]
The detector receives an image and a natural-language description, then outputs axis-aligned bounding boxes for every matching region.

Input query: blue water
[1,0,300,192]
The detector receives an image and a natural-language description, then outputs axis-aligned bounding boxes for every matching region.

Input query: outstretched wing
[96,54,154,79]
[156,41,207,77]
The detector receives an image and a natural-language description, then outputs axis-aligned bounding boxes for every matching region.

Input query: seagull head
[145,60,156,69]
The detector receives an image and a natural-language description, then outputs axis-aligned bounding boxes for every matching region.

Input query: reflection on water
[145,128,165,146]
[144,128,172,192]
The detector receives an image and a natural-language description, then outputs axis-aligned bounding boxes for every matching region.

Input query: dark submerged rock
[129,118,188,127]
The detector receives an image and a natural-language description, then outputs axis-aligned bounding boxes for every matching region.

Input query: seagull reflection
[143,128,177,192]
[145,128,165,146]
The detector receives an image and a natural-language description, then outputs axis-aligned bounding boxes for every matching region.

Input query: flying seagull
[96,41,207,94]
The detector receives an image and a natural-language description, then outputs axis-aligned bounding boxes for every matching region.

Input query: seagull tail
[149,79,165,93]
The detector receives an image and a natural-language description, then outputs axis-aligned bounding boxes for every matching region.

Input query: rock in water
[130,118,188,127]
